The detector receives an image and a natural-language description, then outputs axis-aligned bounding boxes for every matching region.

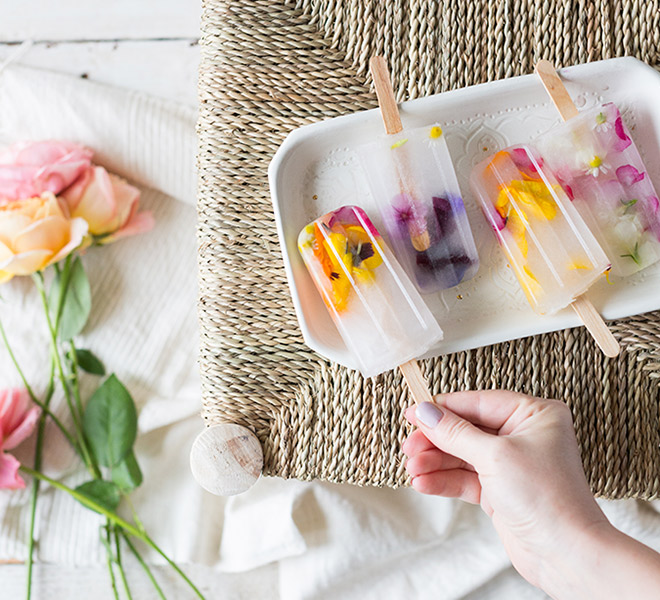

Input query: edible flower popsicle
[536,102,660,276]
[297,205,443,379]
[360,56,479,294]
[358,123,480,292]
[470,145,611,315]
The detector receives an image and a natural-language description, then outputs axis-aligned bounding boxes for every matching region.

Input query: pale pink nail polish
[416,402,443,428]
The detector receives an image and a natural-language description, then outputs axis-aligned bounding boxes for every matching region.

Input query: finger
[411,402,495,467]
[404,405,417,424]
[402,428,437,456]
[411,469,482,504]
[432,390,539,431]
[406,448,472,477]
[406,406,498,437]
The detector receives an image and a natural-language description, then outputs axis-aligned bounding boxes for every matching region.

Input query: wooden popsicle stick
[571,296,620,357]
[534,60,580,121]
[534,60,620,358]
[398,359,434,405]
[369,56,436,402]
[369,56,403,134]
[369,56,430,251]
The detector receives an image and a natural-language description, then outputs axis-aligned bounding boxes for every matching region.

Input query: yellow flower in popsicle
[519,264,542,306]
[507,210,528,258]
[310,222,384,312]
[344,225,383,284]
[509,178,557,220]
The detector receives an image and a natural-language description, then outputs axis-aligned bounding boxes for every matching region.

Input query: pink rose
[0,389,40,489]
[0,141,93,203]
[62,166,153,243]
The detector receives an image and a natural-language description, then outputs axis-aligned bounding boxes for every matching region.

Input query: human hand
[403,391,609,590]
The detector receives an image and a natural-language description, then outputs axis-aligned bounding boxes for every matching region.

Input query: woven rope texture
[197,0,660,499]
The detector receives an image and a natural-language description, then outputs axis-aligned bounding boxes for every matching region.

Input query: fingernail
[416,402,444,428]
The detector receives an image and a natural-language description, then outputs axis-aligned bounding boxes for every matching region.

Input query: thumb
[414,401,494,468]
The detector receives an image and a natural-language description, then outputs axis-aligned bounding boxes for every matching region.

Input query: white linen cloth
[1,63,660,600]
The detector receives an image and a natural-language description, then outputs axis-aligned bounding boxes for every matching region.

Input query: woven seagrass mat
[197,0,660,499]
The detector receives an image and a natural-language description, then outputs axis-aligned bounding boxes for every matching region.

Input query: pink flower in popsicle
[487,206,507,232]
[510,147,543,175]
[329,206,380,237]
[0,388,40,490]
[616,164,645,187]
[613,117,632,152]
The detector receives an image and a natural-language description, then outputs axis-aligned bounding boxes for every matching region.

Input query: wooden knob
[190,423,263,496]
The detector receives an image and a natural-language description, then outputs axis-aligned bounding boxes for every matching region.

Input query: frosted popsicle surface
[470,146,610,315]
[537,103,660,276]
[297,205,443,377]
[357,124,479,293]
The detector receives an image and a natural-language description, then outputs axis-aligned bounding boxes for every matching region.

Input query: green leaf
[111,450,143,492]
[75,480,121,514]
[83,374,138,468]
[75,348,106,375]
[51,256,92,340]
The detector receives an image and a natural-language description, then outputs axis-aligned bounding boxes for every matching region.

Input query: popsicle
[534,61,660,277]
[355,56,479,293]
[297,205,442,399]
[470,144,619,356]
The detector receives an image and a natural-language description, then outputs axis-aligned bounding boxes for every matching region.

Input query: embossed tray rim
[269,57,660,370]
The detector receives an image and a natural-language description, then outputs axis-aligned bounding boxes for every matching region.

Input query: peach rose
[0,388,40,489]
[0,141,92,203]
[62,166,153,243]
[0,193,88,283]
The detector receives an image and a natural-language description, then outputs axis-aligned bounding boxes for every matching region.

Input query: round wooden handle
[190,423,263,496]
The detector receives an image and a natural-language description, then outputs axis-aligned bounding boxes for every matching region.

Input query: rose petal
[3,406,40,450]
[616,164,645,186]
[108,173,140,230]
[510,147,543,173]
[0,452,25,489]
[0,212,32,247]
[0,141,92,201]
[102,211,154,244]
[70,167,119,234]
[0,389,29,432]
[46,217,88,266]
[12,215,69,255]
[0,249,52,275]
[613,117,632,152]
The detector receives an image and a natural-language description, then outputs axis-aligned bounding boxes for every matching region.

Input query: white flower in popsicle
[585,154,610,177]
[594,111,613,133]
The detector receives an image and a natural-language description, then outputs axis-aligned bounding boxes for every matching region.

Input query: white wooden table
[0,0,201,105]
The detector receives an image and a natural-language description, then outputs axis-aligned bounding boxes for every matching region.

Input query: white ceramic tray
[269,57,660,371]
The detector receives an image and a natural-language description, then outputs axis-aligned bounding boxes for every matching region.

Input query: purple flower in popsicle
[432,195,464,236]
[650,197,660,213]
[613,117,632,152]
[391,193,426,237]
[616,164,645,187]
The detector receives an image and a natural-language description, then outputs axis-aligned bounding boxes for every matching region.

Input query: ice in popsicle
[297,205,443,377]
[536,103,660,276]
[470,145,610,315]
[357,124,479,293]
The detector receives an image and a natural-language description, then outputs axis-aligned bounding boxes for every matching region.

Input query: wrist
[537,517,617,599]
